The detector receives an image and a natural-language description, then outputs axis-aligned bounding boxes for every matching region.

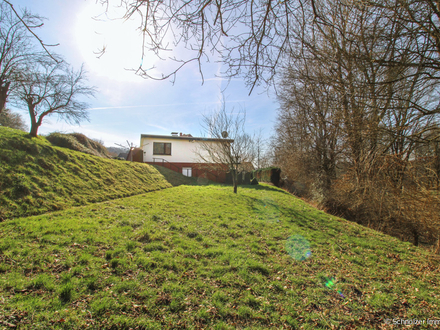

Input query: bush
[0,109,28,131]
[330,154,440,250]
[253,167,281,186]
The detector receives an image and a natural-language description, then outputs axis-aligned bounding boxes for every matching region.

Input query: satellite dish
[221,131,228,138]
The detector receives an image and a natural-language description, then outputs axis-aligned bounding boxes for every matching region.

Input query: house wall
[141,135,231,183]
[141,137,214,163]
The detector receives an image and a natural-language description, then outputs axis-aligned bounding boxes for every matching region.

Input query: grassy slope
[0,127,196,219]
[0,184,439,329]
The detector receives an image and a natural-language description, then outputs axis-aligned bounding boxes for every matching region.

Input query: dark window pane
[153,142,171,155]
[153,142,164,154]
[164,143,171,155]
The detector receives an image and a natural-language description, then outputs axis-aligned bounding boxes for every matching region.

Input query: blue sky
[10,0,279,148]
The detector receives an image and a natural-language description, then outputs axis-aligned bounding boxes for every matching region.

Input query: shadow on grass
[234,188,318,229]
[151,165,200,186]
[241,183,293,196]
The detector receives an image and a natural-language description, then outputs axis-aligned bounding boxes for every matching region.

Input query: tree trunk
[0,81,11,114]
[232,169,238,194]
[435,142,440,190]
[27,101,39,137]
[29,123,39,137]
[412,227,419,247]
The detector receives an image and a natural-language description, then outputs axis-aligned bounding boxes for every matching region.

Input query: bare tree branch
[14,60,96,137]
[2,0,60,63]
[98,0,301,92]
[196,100,255,193]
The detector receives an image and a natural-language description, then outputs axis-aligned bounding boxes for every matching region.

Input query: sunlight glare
[285,235,312,261]
[74,3,158,82]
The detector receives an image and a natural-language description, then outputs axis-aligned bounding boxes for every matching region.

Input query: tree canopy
[0,1,45,113]
[14,61,95,137]
[0,108,28,131]
[97,0,440,98]
[271,0,440,251]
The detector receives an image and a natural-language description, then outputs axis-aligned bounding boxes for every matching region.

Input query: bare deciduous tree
[0,2,46,114]
[273,0,440,250]
[71,0,440,106]
[96,0,302,92]
[0,107,27,131]
[197,103,254,193]
[251,128,270,170]
[14,60,95,137]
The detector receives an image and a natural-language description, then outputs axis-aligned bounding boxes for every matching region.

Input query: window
[182,167,192,177]
[153,142,171,155]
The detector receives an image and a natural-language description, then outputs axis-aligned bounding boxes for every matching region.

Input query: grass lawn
[0,184,438,329]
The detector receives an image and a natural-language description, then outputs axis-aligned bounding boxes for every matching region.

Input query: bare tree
[275,55,341,199]
[369,0,440,79]
[197,103,254,193]
[14,60,95,137]
[251,128,269,170]
[0,108,28,131]
[93,0,440,105]
[95,0,303,92]
[0,2,46,114]
[272,0,440,250]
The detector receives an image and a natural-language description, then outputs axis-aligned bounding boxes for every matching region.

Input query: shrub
[253,167,281,186]
[330,154,440,250]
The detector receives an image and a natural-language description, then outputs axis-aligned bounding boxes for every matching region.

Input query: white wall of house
[141,136,215,163]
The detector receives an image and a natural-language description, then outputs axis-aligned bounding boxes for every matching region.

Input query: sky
[9,0,279,148]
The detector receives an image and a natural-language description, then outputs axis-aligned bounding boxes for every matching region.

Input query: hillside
[45,132,112,159]
[0,184,438,329]
[0,127,197,219]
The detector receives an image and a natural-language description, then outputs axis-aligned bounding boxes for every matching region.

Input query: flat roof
[141,134,233,142]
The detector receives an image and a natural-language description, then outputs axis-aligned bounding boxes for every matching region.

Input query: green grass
[0,127,198,219]
[0,184,439,329]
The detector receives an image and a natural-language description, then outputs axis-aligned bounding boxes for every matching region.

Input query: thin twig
[3,0,60,63]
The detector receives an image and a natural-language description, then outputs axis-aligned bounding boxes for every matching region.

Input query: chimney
[180,132,182,136]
